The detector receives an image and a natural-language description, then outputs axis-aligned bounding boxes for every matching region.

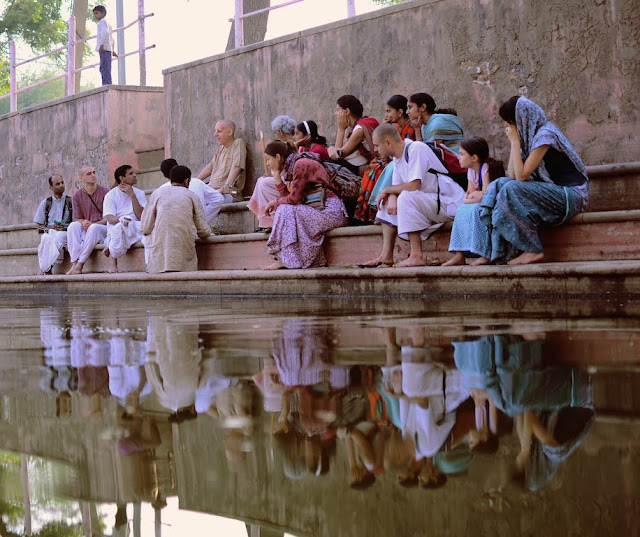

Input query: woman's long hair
[461,136,505,183]
[409,92,457,116]
[296,120,327,146]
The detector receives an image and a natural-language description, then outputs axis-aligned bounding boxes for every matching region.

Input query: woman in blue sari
[478,96,589,265]
[445,96,589,266]
[407,92,463,154]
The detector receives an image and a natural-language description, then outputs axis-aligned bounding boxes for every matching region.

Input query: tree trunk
[226,0,271,51]
[72,0,88,93]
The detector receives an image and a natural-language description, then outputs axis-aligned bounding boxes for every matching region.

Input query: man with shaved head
[66,165,110,275]
[197,119,247,202]
[360,124,465,267]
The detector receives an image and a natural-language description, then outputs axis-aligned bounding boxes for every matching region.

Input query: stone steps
[0,260,639,302]
[134,145,165,171]
[0,209,638,277]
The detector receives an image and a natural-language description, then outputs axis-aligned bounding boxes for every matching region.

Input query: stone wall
[163,0,639,195]
[0,86,164,226]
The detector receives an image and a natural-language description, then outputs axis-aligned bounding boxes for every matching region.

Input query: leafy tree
[0,1,67,55]
[0,1,68,99]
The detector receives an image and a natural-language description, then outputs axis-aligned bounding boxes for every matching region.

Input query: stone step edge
[0,202,253,235]
[1,209,640,256]
[2,259,640,284]
[134,146,164,154]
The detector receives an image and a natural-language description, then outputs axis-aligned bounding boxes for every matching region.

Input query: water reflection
[0,299,638,536]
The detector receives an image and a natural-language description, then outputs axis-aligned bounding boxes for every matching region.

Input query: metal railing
[0,0,154,113]
[231,0,356,48]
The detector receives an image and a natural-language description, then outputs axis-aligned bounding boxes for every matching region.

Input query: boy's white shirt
[95,18,114,51]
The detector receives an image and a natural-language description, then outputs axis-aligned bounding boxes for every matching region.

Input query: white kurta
[141,185,210,273]
[377,139,465,240]
[103,186,147,258]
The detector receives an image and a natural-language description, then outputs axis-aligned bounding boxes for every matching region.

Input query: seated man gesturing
[103,164,146,273]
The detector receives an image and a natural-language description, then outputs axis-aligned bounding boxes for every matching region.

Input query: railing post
[347,0,355,17]
[137,0,146,86]
[116,0,126,85]
[234,0,244,48]
[66,16,76,97]
[9,40,17,112]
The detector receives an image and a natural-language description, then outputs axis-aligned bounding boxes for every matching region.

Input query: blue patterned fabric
[447,203,491,259]
[516,98,588,184]
[367,160,395,208]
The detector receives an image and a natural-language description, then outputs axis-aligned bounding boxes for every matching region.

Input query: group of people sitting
[34,92,589,274]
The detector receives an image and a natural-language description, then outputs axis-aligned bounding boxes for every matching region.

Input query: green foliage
[29,521,84,537]
[0,0,67,55]
[0,68,96,115]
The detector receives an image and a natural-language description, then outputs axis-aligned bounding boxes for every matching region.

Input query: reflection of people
[145,317,201,418]
[453,334,594,490]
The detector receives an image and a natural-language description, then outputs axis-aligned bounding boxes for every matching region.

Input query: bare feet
[394,255,425,268]
[66,262,84,275]
[508,252,544,266]
[264,260,286,270]
[470,257,491,266]
[37,270,49,276]
[107,257,119,273]
[358,257,394,268]
[442,252,466,266]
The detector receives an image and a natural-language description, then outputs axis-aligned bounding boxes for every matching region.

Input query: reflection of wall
[173,416,640,537]
[165,0,639,197]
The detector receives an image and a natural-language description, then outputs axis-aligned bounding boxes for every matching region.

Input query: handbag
[303,183,326,210]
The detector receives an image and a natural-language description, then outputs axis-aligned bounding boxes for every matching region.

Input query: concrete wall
[0,86,164,226]
[164,0,639,195]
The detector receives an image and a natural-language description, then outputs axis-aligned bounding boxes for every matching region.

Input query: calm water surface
[0,296,638,536]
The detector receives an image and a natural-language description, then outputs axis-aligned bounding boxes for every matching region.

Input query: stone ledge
[1,260,639,300]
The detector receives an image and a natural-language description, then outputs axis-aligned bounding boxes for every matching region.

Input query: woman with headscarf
[477,96,589,265]
[408,92,463,154]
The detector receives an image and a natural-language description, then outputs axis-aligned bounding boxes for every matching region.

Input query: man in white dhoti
[33,174,73,274]
[362,124,465,267]
[158,158,224,229]
[141,165,211,273]
[66,165,110,275]
[103,164,146,273]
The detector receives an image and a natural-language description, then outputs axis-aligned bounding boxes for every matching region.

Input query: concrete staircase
[0,162,638,297]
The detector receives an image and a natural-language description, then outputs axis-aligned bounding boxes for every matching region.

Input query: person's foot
[470,257,491,266]
[394,255,425,268]
[508,252,544,266]
[442,252,466,266]
[357,257,394,268]
[264,260,286,270]
[66,262,84,275]
[107,257,119,273]
[37,270,49,276]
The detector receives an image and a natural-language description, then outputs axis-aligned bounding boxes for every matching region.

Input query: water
[0,296,638,536]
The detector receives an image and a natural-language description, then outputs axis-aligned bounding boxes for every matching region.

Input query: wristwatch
[337,149,344,158]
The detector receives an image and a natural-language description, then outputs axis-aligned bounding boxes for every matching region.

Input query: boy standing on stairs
[66,165,110,275]
[34,174,73,275]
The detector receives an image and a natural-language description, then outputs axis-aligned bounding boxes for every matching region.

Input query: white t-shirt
[343,124,369,167]
[393,139,465,217]
[103,186,147,224]
[34,196,67,226]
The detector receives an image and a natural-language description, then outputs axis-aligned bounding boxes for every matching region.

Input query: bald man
[197,119,247,203]
[66,165,110,275]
